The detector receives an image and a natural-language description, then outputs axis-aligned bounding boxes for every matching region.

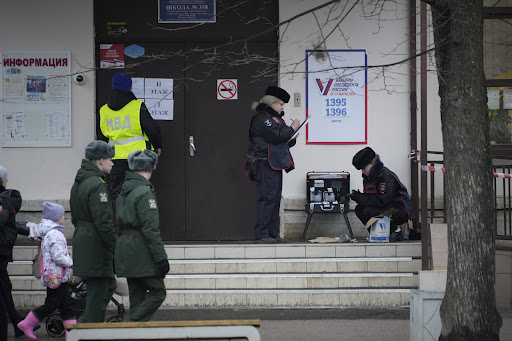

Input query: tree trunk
[429,0,503,339]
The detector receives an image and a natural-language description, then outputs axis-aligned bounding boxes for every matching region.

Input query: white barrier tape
[421,165,512,179]
[494,172,512,179]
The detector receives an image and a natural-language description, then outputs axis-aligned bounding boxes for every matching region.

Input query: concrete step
[11,272,418,291]
[8,257,421,276]
[12,288,412,309]
[163,272,418,289]
[167,257,420,273]
[164,242,422,260]
[10,242,421,309]
[11,242,422,261]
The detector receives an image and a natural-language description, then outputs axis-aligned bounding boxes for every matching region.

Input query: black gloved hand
[156,260,170,278]
[350,190,362,203]
[16,221,30,236]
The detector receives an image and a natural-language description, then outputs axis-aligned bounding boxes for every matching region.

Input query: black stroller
[45,277,127,337]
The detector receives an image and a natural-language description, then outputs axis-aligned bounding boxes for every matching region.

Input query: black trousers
[0,257,20,323]
[109,159,130,205]
[0,267,8,341]
[354,205,409,230]
[253,161,282,239]
[33,282,76,321]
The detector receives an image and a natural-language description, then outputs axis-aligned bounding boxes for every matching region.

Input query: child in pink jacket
[18,202,76,340]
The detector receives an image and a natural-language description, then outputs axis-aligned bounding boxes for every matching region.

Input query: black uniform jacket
[0,186,22,261]
[245,103,296,180]
[358,159,412,216]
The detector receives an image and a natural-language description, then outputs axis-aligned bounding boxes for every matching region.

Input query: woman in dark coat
[245,86,300,244]
[0,165,24,337]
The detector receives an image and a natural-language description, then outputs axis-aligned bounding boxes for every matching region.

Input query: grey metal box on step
[302,172,353,240]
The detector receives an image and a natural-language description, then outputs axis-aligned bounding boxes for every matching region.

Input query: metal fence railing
[421,152,512,240]
[494,164,512,240]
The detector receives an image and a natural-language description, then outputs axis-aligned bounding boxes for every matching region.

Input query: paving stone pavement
[7,308,512,340]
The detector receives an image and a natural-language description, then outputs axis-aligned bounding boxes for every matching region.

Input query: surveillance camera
[74,74,86,85]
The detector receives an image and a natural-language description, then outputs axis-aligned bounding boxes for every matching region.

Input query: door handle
[189,136,196,157]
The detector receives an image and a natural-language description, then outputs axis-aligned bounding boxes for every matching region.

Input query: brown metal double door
[98,42,277,241]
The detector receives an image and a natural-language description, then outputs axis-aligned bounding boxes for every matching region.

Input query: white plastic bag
[369,216,390,243]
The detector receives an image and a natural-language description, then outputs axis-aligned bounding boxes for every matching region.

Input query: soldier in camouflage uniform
[70,141,117,322]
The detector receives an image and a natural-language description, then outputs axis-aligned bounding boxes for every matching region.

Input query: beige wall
[278,0,429,200]
[0,0,95,201]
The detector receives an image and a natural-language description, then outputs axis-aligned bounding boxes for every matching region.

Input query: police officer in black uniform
[245,86,300,243]
[350,147,412,242]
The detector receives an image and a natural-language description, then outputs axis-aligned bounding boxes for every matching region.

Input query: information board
[1,51,71,147]
[306,50,367,144]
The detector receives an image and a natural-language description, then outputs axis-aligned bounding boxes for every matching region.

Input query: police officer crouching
[245,86,301,244]
[115,149,169,321]
[350,147,412,242]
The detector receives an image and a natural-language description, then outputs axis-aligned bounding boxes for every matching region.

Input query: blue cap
[112,72,132,92]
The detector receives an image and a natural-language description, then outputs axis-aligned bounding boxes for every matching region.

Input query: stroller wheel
[107,315,122,323]
[46,313,65,337]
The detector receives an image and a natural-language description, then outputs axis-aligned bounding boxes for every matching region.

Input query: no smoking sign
[217,79,238,100]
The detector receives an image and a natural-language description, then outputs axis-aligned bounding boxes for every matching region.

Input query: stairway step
[168,257,420,274]
[13,288,412,309]
[8,257,421,275]
[165,243,422,259]
[164,273,417,289]
[11,272,418,291]
[164,288,412,307]
[11,242,422,261]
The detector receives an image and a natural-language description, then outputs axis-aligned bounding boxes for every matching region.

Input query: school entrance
[94,1,279,241]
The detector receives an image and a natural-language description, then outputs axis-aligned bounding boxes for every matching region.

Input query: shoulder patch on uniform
[264,118,272,127]
[148,199,157,209]
[99,192,108,203]
[379,182,386,194]
[0,205,3,213]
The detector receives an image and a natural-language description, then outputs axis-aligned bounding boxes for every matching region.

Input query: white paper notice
[145,99,174,120]
[47,76,69,103]
[3,76,24,100]
[144,78,173,100]
[504,89,512,110]
[132,77,145,99]
[2,112,26,140]
[487,89,500,110]
[46,111,69,139]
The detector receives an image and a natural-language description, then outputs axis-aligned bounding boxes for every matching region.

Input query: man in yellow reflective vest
[99,72,162,204]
